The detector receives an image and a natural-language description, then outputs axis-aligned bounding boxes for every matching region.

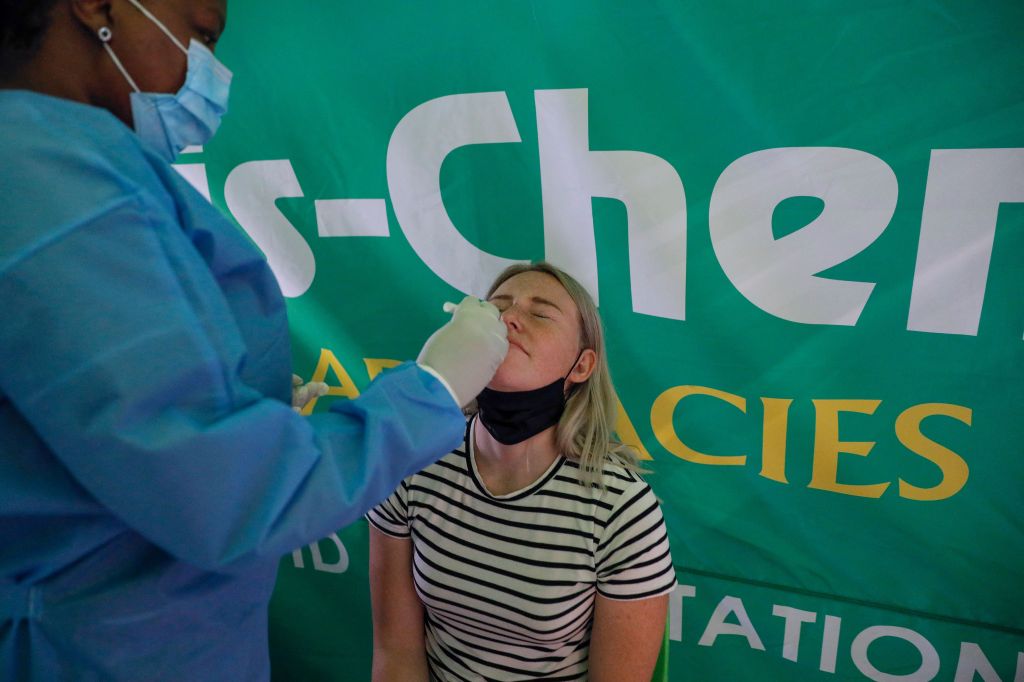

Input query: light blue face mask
[99,0,232,162]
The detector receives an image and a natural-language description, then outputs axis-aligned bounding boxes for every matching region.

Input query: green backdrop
[174,2,1023,679]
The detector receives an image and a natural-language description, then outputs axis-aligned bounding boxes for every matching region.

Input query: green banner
[177,2,1024,679]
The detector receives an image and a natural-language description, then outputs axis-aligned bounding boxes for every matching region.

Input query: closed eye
[192,6,226,47]
[192,21,220,47]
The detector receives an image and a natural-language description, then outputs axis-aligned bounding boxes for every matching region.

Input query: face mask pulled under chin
[476,377,569,446]
[129,40,232,162]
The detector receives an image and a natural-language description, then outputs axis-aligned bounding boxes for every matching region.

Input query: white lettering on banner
[189,89,1022,337]
[709,147,898,326]
[668,583,696,641]
[697,595,766,650]
[954,643,1024,682]
[290,532,349,574]
[535,88,687,320]
[668,585,1023,679]
[171,162,212,201]
[907,149,1024,338]
[315,198,390,237]
[386,92,521,297]
[851,625,941,681]
[773,604,818,662]
[821,613,843,673]
[171,147,210,197]
[223,159,315,297]
[383,88,688,315]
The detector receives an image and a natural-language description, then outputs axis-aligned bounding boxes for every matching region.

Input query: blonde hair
[479,261,640,487]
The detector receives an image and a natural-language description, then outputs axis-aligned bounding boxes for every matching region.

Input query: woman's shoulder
[1,91,144,170]
[560,455,651,496]
[407,445,473,486]
[0,92,178,249]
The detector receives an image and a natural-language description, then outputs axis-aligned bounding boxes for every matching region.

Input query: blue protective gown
[0,91,465,680]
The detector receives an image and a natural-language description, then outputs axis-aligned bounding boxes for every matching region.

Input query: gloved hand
[417,296,509,407]
[291,374,329,412]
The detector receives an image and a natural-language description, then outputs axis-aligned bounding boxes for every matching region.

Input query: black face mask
[476,350,584,445]
[476,377,568,445]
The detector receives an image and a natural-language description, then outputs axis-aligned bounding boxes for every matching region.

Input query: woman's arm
[588,593,669,682]
[368,525,430,682]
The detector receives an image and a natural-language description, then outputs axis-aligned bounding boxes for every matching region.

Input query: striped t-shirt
[367,420,676,681]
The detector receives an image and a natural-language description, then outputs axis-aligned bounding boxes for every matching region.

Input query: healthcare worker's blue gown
[0,91,465,680]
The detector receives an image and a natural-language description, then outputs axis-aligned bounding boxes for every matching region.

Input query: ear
[69,0,114,36]
[569,348,597,384]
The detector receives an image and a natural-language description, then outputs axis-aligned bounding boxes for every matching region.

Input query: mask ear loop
[98,26,141,93]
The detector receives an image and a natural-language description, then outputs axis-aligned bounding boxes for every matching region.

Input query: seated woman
[368,262,676,681]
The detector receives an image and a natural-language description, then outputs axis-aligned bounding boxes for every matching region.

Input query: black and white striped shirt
[367,421,676,681]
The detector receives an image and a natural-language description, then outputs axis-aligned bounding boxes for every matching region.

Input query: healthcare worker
[0,1,508,679]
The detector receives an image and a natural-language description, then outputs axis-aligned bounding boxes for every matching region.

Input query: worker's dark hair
[1,0,61,55]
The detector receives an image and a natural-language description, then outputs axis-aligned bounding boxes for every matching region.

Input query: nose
[500,306,523,332]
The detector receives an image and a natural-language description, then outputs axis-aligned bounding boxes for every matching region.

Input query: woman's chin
[486,380,519,392]
[487,375,548,393]
[488,357,556,392]
[487,371,523,392]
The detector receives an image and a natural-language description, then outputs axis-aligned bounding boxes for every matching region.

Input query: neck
[472,417,561,496]
[0,58,88,102]
[0,8,105,107]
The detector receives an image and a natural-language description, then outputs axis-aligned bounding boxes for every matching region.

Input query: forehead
[179,0,227,26]
[191,0,227,13]
[493,271,576,308]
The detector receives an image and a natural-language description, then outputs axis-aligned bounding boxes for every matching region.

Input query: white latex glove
[417,296,509,407]
[291,374,329,412]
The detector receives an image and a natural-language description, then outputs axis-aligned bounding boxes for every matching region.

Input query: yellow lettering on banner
[651,386,747,465]
[896,403,972,501]
[809,399,889,498]
[364,358,402,381]
[303,348,361,414]
[760,398,793,483]
[615,398,652,460]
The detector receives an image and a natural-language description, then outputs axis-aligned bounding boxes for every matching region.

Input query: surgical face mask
[475,350,585,445]
[99,0,232,162]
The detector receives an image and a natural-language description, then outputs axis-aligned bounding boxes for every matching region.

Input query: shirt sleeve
[595,479,677,600]
[366,478,412,538]
[0,189,464,571]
